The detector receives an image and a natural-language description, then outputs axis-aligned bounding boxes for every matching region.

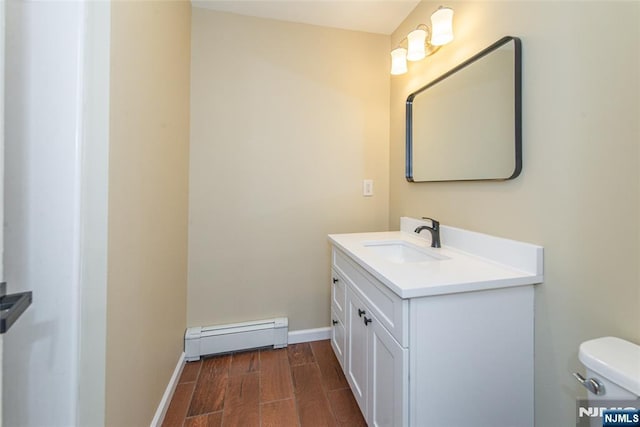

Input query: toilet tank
[579,336,640,399]
[577,337,640,427]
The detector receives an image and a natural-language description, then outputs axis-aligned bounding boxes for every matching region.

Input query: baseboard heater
[185,317,288,362]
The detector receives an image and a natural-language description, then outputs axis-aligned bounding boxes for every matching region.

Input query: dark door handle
[0,282,33,334]
[332,319,338,325]
[364,317,372,326]
[358,309,365,317]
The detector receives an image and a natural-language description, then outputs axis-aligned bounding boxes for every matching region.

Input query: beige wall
[106,1,191,425]
[390,1,639,425]
[188,9,390,331]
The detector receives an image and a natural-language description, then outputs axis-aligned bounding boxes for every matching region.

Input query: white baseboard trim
[288,327,331,344]
[150,351,185,427]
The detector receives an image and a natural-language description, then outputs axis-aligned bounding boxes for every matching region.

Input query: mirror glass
[406,36,521,182]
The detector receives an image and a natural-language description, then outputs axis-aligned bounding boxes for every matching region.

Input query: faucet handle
[421,217,439,229]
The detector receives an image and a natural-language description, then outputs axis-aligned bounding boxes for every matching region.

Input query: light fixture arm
[413,24,441,58]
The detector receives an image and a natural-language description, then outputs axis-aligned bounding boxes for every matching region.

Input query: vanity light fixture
[390,6,454,75]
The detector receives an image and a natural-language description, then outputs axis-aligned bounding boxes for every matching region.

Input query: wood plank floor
[162,340,366,427]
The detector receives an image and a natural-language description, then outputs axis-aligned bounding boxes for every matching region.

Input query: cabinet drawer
[333,248,408,347]
[331,269,346,322]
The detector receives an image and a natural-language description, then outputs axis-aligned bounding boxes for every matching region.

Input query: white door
[368,316,407,427]
[346,289,368,417]
[0,0,5,423]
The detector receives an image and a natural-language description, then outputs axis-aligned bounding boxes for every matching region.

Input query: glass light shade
[430,7,454,46]
[390,47,408,75]
[406,28,427,61]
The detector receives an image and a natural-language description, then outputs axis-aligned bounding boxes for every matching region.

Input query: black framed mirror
[406,36,522,182]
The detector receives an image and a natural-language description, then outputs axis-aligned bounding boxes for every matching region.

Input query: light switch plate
[363,179,373,196]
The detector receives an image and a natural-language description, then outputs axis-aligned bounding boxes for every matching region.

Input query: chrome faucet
[414,217,441,248]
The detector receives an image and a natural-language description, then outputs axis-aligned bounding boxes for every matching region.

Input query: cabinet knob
[332,277,339,284]
[332,319,338,325]
[358,309,366,317]
[364,317,372,326]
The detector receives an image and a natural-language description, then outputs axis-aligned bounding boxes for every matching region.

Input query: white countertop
[329,219,544,299]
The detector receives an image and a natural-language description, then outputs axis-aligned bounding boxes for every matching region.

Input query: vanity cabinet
[332,250,409,426]
[329,244,536,427]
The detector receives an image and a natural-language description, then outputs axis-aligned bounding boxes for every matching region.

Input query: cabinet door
[346,289,368,417]
[368,316,408,427]
[330,308,346,369]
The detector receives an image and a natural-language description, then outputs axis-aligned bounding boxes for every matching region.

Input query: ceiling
[191,0,421,35]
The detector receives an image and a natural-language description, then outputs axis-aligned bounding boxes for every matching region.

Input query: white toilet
[576,336,640,426]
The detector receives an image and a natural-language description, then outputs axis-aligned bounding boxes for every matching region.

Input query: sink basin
[363,240,447,264]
